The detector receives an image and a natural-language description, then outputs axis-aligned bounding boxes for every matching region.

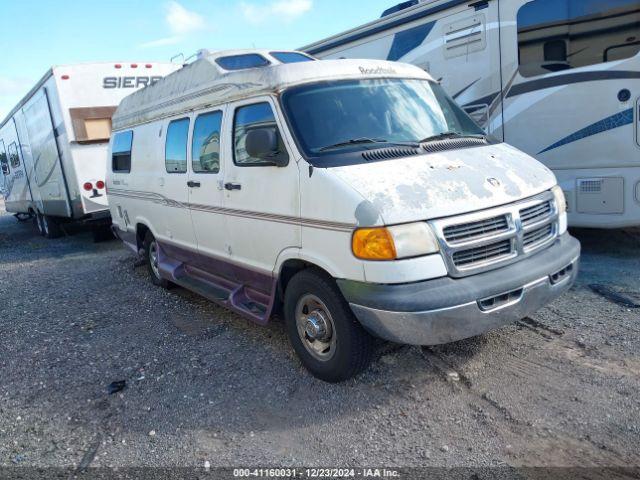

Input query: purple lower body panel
[156,242,277,325]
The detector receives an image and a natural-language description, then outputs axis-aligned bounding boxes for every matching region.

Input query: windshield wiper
[318,137,418,152]
[418,131,486,143]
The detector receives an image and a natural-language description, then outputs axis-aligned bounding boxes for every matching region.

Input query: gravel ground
[0,203,639,471]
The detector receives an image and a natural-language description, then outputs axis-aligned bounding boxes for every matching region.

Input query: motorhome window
[517,0,640,78]
[281,78,484,161]
[0,140,9,175]
[216,54,270,70]
[233,103,289,167]
[112,130,133,173]
[8,143,20,169]
[165,118,190,173]
[270,52,315,63]
[192,111,222,174]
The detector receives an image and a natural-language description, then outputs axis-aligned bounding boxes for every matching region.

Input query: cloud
[139,1,205,49]
[241,0,313,24]
[165,1,206,35]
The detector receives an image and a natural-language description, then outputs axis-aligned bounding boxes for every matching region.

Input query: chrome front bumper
[340,234,580,346]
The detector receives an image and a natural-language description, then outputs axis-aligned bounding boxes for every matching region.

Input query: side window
[8,143,20,168]
[0,140,10,175]
[192,111,222,174]
[233,103,289,167]
[165,118,190,173]
[518,0,640,78]
[112,130,133,173]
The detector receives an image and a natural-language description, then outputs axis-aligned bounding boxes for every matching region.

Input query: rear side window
[233,103,289,167]
[270,52,315,64]
[8,143,20,168]
[112,131,133,173]
[216,54,270,70]
[192,111,222,174]
[0,140,10,175]
[165,118,190,173]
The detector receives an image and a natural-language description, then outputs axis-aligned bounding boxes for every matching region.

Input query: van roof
[112,49,432,131]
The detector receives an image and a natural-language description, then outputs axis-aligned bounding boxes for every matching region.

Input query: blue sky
[0,0,393,119]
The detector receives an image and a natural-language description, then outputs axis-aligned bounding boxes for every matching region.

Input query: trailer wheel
[284,269,374,383]
[40,214,63,239]
[143,232,170,289]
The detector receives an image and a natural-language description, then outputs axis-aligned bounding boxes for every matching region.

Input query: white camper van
[302,0,640,229]
[0,62,180,238]
[108,49,580,382]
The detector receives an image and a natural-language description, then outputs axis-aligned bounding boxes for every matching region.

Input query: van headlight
[552,185,568,235]
[552,185,567,213]
[352,223,440,261]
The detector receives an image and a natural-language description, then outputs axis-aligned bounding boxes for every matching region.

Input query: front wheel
[284,269,374,383]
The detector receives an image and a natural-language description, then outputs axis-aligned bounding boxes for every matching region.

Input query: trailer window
[517,0,640,78]
[0,140,9,175]
[233,103,289,167]
[112,131,133,173]
[192,111,222,174]
[8,143,20,169]
[165,118,190,173]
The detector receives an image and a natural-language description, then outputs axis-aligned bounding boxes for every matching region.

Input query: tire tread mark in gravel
[76,438,101,472]
[421,347,519,425]
[516,317,564,340]
[589,284,640,309]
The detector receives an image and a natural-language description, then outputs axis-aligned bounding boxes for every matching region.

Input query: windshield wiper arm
[318,137,418,152]
[419,131,486,143]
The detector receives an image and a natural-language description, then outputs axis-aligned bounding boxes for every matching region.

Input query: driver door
[221,97,301,286]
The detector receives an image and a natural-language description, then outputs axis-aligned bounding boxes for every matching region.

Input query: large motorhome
[302,0,640,229]
[0,62,180,238]
[107,49,579,382]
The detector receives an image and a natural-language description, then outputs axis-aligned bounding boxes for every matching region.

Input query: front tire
[143,232,170,288]
[284,269,374,383]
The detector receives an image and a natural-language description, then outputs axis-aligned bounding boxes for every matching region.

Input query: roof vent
[362,146,421,162]
[421,137,487,154]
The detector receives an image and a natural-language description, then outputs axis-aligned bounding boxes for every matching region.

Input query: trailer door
[22,88,72,218]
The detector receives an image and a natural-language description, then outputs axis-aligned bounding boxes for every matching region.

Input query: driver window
[233,102,288,166]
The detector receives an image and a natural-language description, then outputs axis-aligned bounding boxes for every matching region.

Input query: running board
[157,252,274,325]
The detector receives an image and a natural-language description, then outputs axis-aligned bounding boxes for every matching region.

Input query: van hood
[329,143,557,226]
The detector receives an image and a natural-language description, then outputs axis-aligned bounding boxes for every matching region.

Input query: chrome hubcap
[295,294,336,362]
[149,241,160,279]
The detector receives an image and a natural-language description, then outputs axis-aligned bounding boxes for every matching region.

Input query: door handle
[224,183,242,191]
[187,181,201,188]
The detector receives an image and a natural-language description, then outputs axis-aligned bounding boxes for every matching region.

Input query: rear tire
[42,215,63,239]
[143,232,170,289]
[284,269,374,383]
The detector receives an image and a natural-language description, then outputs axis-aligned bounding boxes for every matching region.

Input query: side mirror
[245,128,288,167]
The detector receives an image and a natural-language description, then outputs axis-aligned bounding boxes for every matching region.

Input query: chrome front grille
[523,223,554,250]
[443,215,509,243]
[430,192,559,278]
[452,239,513,267]
[520,201,552,226]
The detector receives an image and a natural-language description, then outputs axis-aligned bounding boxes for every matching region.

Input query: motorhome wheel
[144,232,170,289]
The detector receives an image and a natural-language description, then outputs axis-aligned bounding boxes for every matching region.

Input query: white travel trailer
[302,0,640,229]
[108,49,580,382]
[0,62,180,238]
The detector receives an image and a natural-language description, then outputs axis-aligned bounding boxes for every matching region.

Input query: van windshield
[281,78,486,164]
